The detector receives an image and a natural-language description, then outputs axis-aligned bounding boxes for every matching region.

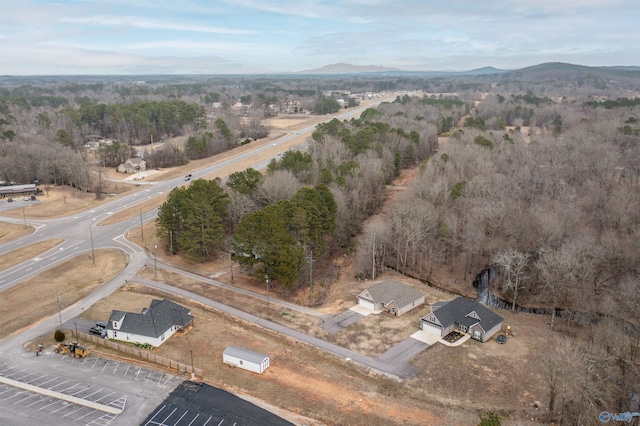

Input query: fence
[77,332,203,378]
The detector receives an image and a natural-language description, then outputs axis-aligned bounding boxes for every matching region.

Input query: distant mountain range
[294,62,640,77]
[296,63,402,74]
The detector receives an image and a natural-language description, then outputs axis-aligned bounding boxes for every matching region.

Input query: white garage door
[358,297,375,310]
[422,321,442,335]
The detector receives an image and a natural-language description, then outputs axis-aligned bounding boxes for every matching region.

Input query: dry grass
[78,284,446,426]
[0,221,34,244]
[0,239,64,272]
[0,249,128,340]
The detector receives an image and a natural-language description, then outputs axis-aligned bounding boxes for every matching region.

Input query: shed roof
[358,280,424,308]
[107,299,193,338]
[223,346,269,364]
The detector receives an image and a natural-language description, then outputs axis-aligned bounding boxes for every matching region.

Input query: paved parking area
[0,362,127,425]
[0,348,182,426]
[323,309,365,334]
[142,381,294,426]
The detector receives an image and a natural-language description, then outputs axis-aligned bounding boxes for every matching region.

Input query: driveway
[376,337,430,366]
[323,308,365,334]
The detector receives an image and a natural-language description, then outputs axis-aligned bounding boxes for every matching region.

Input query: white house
[106,299,194,347]
[356,280,425,316]
[223,346,270,374]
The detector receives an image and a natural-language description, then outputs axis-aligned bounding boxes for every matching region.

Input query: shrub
[54,329,66,342]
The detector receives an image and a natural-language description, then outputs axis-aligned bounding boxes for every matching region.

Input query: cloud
[60,16,254,35]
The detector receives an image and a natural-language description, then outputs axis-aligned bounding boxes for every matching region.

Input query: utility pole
[308,249,314,305]
[74,322,78,340]
[189,350,195,380]
[169,230,173,255]
[139,208,144,241]
[154,241,158,279]
[55,293,62,326]
[265,275,270,317]
[22,207,27,229]
[89,225,96,266]
[229,250,234,283]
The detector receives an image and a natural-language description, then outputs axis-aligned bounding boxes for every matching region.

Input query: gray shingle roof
[359,280,424,307]
[107,299,193,338]
[430,297,503,331]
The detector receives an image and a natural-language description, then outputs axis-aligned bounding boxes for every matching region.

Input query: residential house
[117,157,146,173]
[357,280,425,316]
[106,299,194,347]
[420,297,503,342]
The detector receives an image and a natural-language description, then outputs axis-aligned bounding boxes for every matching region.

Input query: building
[420,297,503,342]
[356,280,425,316]
[0,184,36,198]
[223,346,270,374]
[117,157,147,173]
[106,299,194,347]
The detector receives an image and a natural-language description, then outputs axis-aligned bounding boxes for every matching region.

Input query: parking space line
[26,396,49,408]
[143,404,166,426]
[15,393,38,404]
[3,390,27,401]
[202,415,213,426]
[173,410,189,424]
[160,407,177,424]
[124,364,131,377]
[146,370,152,382]
[26,374,48,385]
[68,386,93,397]
[217,418,224,425]
[38,399,61,411]
[186,413,200,426]
[5,368,26,379]
[113,362,120,374]
[135,367,142,380]
[38,377,59,387]
[94,391,115,403]
[50,381,74,392]
[70,407,95,420]
[156,373,164,386]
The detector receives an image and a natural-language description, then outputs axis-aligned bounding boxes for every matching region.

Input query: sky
[0,0,638,75]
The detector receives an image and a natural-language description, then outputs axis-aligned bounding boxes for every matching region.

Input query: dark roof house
[421,297,503,342]
[106,299,194,346]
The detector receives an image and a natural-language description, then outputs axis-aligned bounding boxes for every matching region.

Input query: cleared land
[0,222,34,244]
[0,249,127,341]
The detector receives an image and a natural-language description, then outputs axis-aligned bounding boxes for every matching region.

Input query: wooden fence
[78,332,203,378]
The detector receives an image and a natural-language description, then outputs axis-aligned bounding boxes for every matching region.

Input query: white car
[24,196,30,201]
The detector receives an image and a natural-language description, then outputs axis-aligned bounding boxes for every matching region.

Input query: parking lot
[142,381,294,426]
[0,348,183,425]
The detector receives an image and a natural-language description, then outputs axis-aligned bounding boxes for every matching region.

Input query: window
[459,325,467,332]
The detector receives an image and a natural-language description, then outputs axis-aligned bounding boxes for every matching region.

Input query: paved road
[136,277,421,379]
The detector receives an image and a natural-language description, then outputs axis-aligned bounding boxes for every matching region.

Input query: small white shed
[223,346,270,374]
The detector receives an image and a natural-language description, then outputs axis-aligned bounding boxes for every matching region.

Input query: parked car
[96,321,107,329]
[89,326,105,336]
[7,197,12,202]
[24,196,30,201]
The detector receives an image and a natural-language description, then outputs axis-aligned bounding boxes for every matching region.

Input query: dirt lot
[0,249,127,341]
[0,221,34,243]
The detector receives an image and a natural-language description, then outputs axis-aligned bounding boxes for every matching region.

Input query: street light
[321,318,326,331]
